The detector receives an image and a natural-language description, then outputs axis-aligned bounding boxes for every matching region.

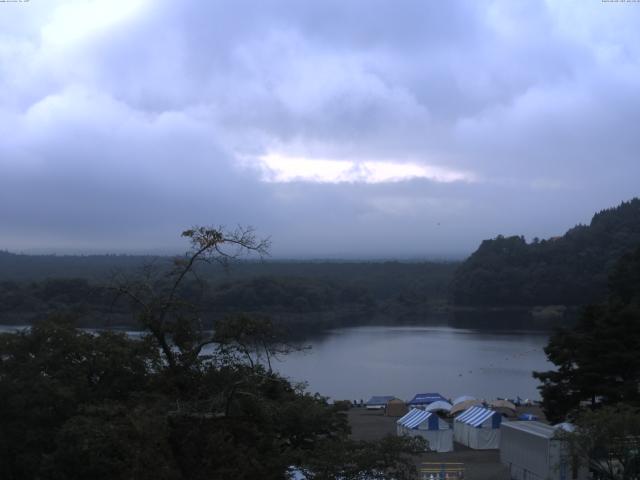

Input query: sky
[1,0,639,258]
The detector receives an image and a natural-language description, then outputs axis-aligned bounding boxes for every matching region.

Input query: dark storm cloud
[1,0,639,257]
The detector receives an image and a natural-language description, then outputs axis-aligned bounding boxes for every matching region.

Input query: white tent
[500,421,588,480]
[396,408,453,452]
[425,400,453,413]
[450,399,483,415]
[453,406,502,449]
[452,395,476,405]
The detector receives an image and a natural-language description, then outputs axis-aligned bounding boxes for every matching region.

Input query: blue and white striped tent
[454,406,502,449]
[396,409,453,452]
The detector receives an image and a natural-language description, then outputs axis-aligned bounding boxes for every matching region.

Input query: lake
[0,323,553,402]
[273,325,552,402]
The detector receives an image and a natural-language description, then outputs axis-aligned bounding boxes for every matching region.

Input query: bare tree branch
[109,225,270,370]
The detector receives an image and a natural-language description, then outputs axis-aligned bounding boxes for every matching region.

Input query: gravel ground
[347,408,515,480]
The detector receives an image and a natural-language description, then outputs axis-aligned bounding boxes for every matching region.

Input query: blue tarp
[517,413,539,421]
[407,393,447,406]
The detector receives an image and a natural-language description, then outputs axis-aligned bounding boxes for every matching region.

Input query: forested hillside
[451,198,640,306]
[0,257,457,331]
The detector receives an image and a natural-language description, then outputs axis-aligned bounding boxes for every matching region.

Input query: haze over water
[275,326,552,402]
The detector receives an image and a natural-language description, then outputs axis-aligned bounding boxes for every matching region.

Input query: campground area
[347,405,545,480]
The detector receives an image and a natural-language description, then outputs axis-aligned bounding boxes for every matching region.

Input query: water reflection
[0,322,554,402]
[274,325,552,402]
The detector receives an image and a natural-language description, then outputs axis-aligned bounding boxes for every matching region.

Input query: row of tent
[366,393,525,417]
[293,417,586,480]
[396,405,502,452]
[366,393,449,408]
[396,407,588,479]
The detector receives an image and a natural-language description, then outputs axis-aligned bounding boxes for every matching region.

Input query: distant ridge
[451,198,640,306]
[0,251,159,281]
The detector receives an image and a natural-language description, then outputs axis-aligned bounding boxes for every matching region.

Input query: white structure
[453,406,502,449]
[365,395,395,410]
[500,421,588,480]
[452,395,476,405]
[425,400,453,413]
[396,408,453,452]
[450,399,483,415]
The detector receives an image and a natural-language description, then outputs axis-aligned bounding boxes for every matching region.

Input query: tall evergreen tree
[534,246,640,422]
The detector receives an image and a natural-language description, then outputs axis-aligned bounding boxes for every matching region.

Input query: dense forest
[0,255,457,332]
[4,198,640,329]
[451,198,640,306]
[531,245,640,478]
[534,244,640,422]
[0,228,423,479]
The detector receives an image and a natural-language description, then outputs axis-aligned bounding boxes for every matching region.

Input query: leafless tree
[112,225,270,369]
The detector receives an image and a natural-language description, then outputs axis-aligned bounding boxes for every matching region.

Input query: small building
[453,406,502,449]
[500,421,588,480]
[397,408,454,452]
[365,395,396,410]
[407,392,448,407]
[385,398,408,417]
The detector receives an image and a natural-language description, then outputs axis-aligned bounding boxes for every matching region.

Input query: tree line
[534,245,640,478]
[451,198,640,306]
[0,226,424,480]
[0,263,455,333]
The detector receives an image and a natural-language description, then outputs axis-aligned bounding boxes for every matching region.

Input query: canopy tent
[493,407,517,418]
[500,421,587,480]
[450,399,483,415]
[385,398,408,417]
[425,400,453,413]
[490,400,517,418]
[365,396,396,410]
[396,409,453,452]
[407,393,447,407]
[452,395,476,405]
[490,399,516,410]
[453,406,502,449]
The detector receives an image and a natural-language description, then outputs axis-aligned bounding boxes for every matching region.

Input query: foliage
[560,404,640,480]
[296,435,426,480]
[452,198,640,306]
[111,226,270,370]
[0,271,454,334]
[0,226,420,479]
[0,318,165,480]
[534,246,640,422]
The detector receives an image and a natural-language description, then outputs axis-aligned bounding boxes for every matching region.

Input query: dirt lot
[347,408,511,480]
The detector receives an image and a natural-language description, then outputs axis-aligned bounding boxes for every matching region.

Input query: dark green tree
[452,198,640,307]
[0,317,164,480]
[0,226,421,480]
[534,246,640,422]
[559,404,640,480]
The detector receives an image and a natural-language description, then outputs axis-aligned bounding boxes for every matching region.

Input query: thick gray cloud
[1,0,639,257]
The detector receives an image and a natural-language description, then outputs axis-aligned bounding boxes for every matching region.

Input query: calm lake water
[273,326,552,402]
[0,323,553,402]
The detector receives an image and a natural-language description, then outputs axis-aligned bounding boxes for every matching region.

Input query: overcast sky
[1,0,639,258]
